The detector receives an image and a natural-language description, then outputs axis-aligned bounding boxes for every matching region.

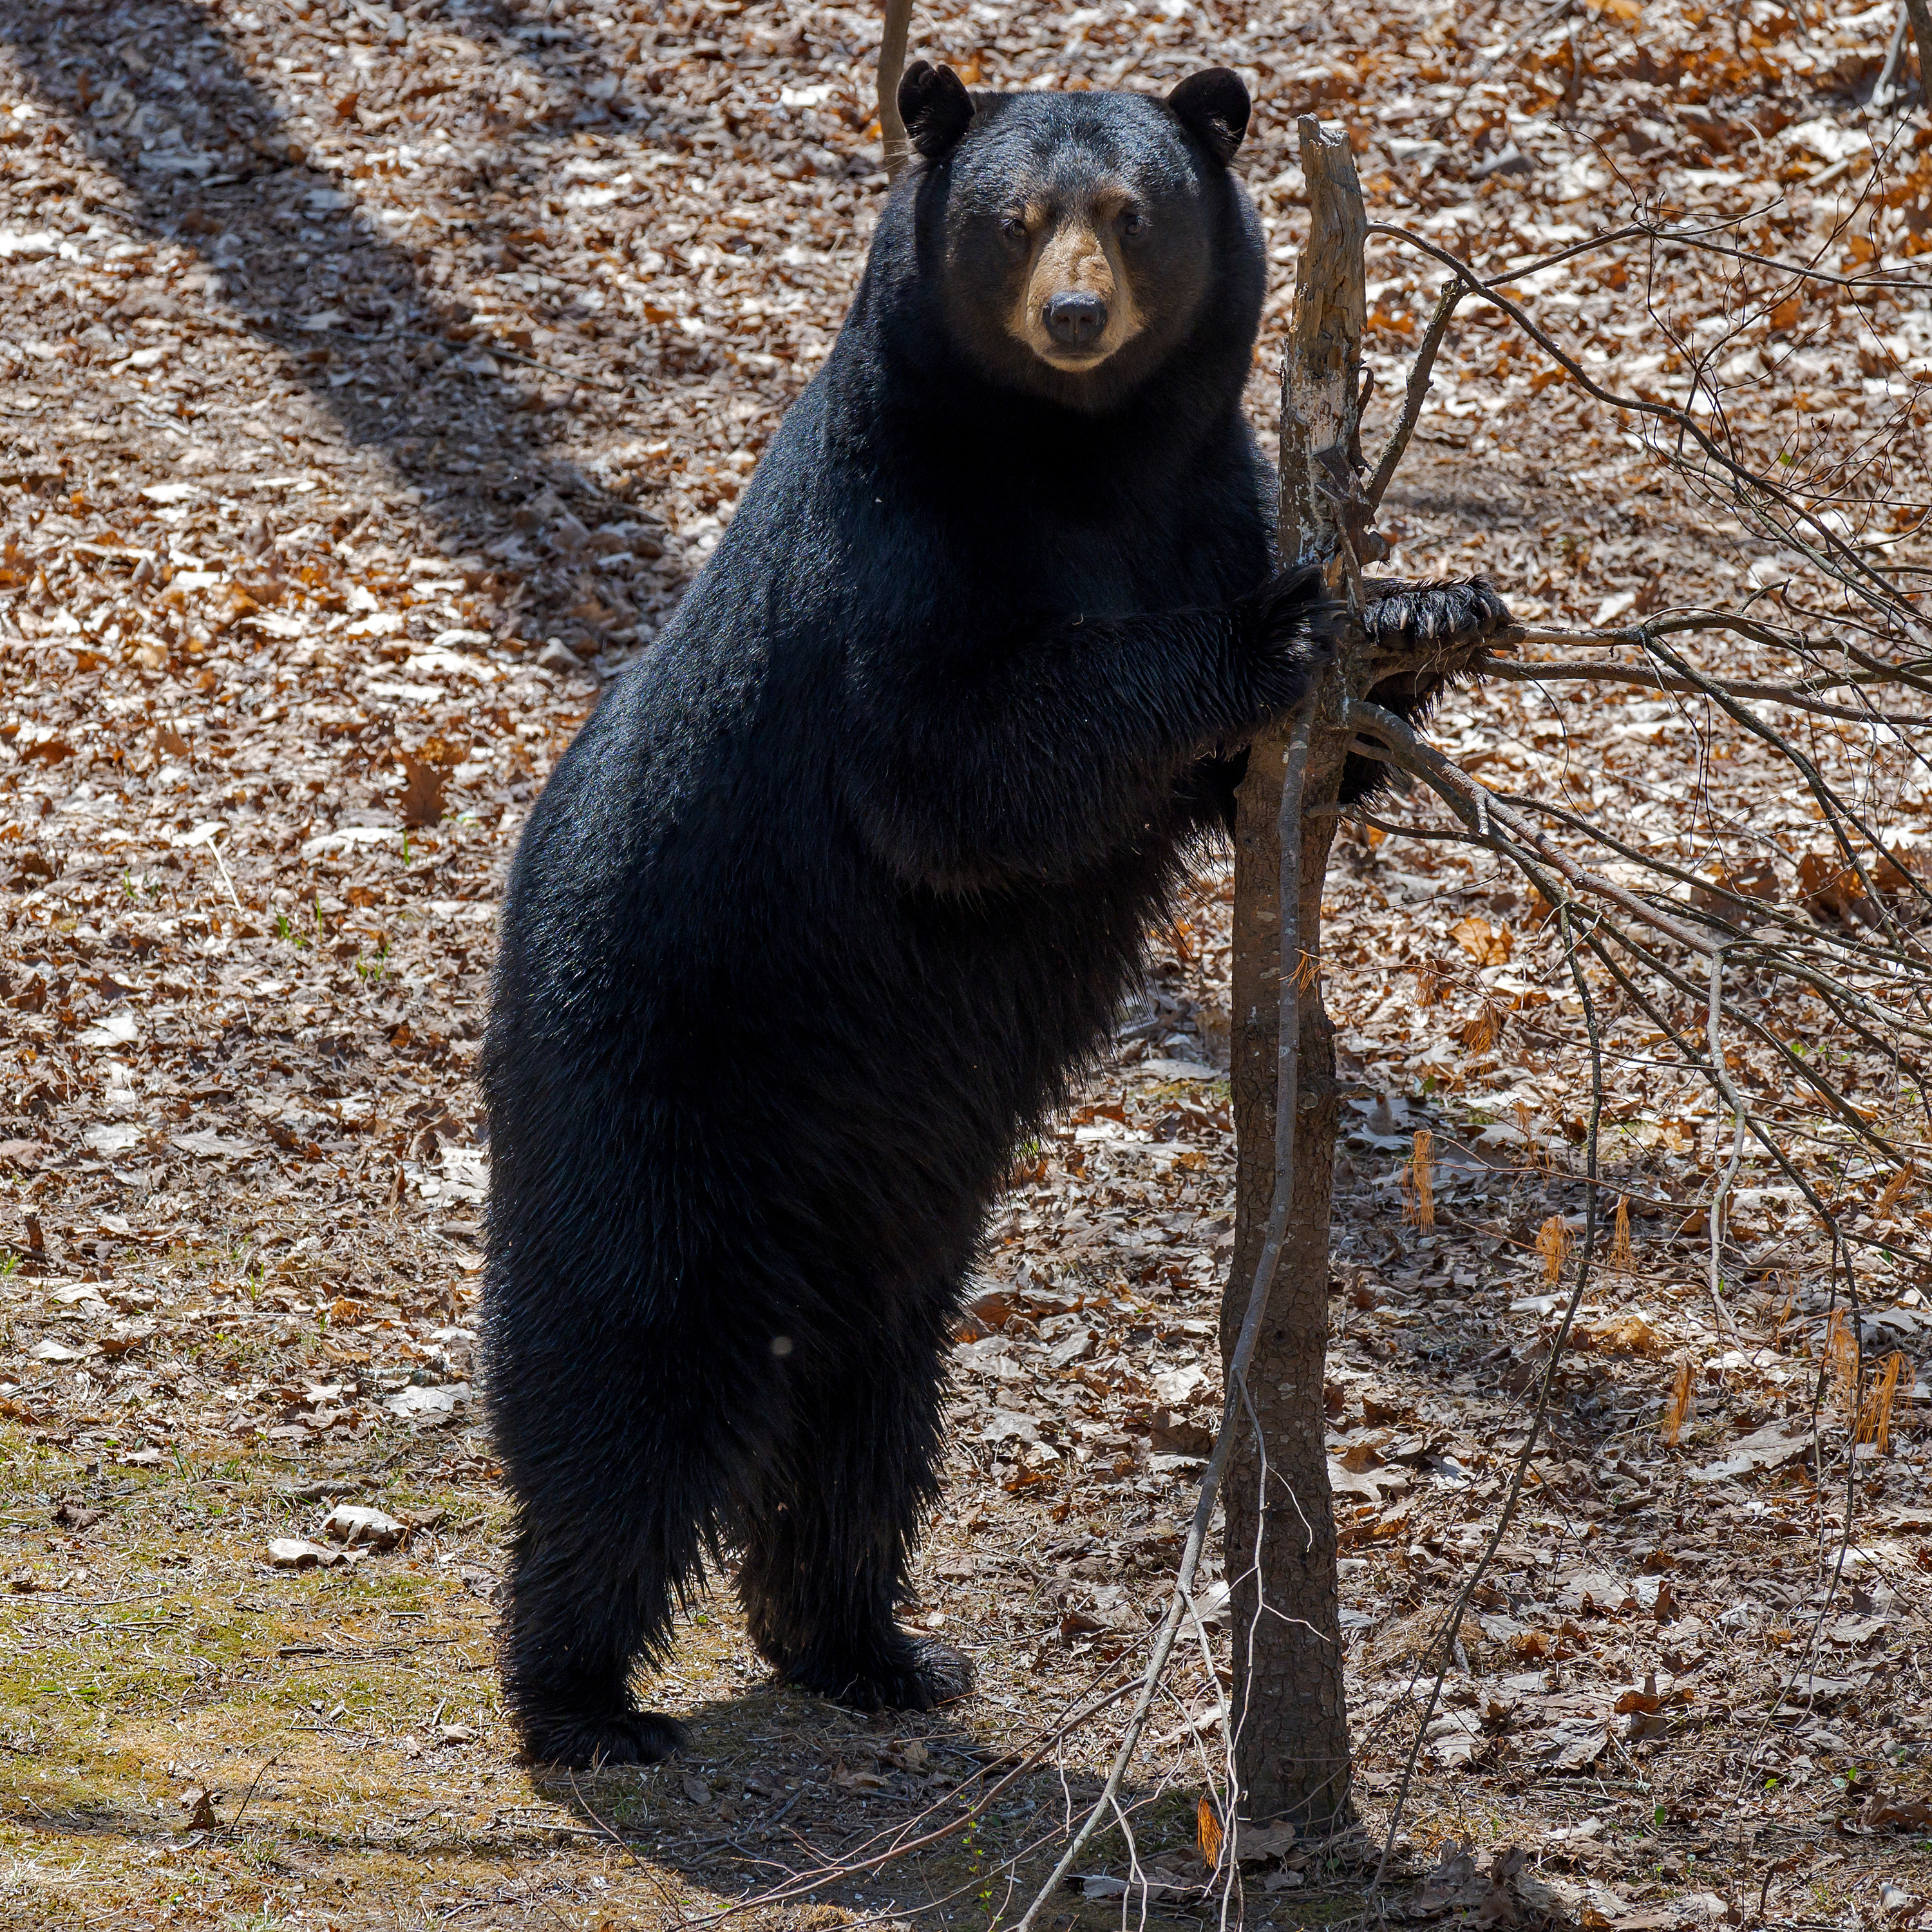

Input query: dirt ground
[3,0,1932,1926]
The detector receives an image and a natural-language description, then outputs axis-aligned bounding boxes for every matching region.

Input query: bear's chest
[929,459,1256,621]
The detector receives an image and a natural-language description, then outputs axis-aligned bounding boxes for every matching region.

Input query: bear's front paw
[1361,576,1510,652]
[518,1707,691,1769]
[791,1632,975,1713]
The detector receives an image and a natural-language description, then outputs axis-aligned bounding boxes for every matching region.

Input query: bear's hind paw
[897,1634,974,1710]
[520,1707,691,1769]
[803,1633,974,1713]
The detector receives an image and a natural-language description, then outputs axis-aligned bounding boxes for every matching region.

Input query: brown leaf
[1450,914,1513,965]
[1150,1410,1216,1457]
[1688,1422,1812,1484]
[1857,1792,1932,1833]
[19,729,75,762]
[1197,1793,1223,1869]
[1580,1311,1667,1356]
[400,756,446,828]
[1692,855,1779,917]
[956,1285,1014,1339]
[1871,845,1926,896]
[1797,851,1877,926]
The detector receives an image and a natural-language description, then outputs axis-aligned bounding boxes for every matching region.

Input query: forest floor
[3,0,1932,1926]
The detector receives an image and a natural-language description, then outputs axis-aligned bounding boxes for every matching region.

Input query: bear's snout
[1043,290,1108,350]
[1011,211,1145,372]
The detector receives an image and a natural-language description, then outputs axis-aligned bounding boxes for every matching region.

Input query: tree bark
[878,0,914,180]
[1220,116,1367,1836]
[1906,0,1932,106]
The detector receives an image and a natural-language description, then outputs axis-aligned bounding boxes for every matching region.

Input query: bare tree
[1905,0,1932,109]
[1220,116,1369,1837]
[1211,146,1932,1869]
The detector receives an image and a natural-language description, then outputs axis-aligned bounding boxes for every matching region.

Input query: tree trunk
[878,0,915,180]
[1906,0,1932,104]
[1220,116,1367,1836]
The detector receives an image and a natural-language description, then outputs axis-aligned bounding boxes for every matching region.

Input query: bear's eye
[1119,208,1146,237]
[998,213,1027,240]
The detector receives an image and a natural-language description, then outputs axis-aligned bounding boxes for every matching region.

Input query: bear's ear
[1166,68,1250,164]
[898,61,976,161]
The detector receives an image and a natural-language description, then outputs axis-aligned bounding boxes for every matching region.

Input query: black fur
[482,80,1488,1770]
[898,60,976,159]
[1165,68,1250,164]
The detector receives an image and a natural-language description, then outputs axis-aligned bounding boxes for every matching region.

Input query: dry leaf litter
[2,0,1931,1926]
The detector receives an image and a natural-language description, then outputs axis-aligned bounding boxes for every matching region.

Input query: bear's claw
[1361,575,1511,650]
[520,1707,691,1770]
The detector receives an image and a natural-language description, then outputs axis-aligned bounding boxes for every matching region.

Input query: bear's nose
[1043,291,1108,350]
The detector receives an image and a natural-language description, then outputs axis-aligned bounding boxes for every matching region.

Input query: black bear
[483,61,1504,1768]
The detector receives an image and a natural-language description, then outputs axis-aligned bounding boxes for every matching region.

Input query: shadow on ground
[9,0,679,641]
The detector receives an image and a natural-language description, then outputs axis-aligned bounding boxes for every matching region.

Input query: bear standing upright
[484,62,1502,1768]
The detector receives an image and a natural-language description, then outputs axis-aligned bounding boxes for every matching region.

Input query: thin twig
[1345,699,1719,956]
[567,1771,695,1928]
[1493,788,1932,995]
[1366,282,1464,514]
[1334,711,1926,1259]
[681,1675,1143,1926]
[1365,224,1932,642]
[1705,949,1745,1350]
[402,330,632,397]
[1636,629,1932,920]
[1481,653,1932,728]
[1634,211,1932,295]
[203,828,244,913]
[225,1754,278,1835]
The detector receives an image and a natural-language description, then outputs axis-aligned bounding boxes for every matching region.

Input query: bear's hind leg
[501,1523,693,1768]
[737,1340,972,1713]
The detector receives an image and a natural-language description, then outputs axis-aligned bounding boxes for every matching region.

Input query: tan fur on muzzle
[1009,206,1146,370]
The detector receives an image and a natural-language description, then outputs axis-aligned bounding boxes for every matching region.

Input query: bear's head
[891,63,1259,413]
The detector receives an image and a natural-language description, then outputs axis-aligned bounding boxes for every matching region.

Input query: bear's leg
[737,1331,972,1712]
[500,1520,694,1768]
